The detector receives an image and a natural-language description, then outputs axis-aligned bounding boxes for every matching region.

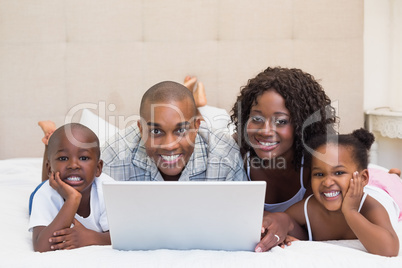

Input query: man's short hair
[140,81,197,117]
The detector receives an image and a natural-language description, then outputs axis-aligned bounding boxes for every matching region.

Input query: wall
[0,0,364,159]
[364,0,402,170]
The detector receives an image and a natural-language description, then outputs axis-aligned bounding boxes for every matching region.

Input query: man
[101,81,247,181]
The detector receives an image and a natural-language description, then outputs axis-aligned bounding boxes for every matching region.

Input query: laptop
[103,181,266,251]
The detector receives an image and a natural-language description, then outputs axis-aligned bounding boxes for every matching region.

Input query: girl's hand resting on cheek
[341,171,365,214]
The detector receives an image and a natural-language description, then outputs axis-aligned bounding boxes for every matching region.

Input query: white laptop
[103,181,266,251]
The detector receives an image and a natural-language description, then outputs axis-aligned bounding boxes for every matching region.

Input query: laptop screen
[103,181,266,251]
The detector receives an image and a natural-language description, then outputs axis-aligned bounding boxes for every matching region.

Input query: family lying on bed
[29,67,402,256]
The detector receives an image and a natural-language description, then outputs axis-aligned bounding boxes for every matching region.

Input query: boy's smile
[138,99,200,180]
[64,176,84,186]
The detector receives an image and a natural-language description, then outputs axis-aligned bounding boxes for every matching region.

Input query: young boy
[29,123,112,252]
[101,81,247,181]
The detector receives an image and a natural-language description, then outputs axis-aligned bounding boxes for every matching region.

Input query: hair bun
[352,128,375,150]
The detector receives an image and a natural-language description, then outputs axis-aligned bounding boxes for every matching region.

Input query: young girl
[229,67,338,252]
[282,128,400,257]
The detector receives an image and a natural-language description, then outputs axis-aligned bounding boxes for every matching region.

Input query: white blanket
[2,158,402,268]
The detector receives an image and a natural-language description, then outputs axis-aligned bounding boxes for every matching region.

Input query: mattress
[1,157,401,267]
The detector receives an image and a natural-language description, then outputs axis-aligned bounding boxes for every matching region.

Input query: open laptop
[103,181,266,251]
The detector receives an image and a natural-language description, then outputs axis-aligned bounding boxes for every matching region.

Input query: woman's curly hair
[230,66,338,169]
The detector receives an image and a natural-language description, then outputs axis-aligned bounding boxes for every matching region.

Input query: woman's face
[246,90,295,161]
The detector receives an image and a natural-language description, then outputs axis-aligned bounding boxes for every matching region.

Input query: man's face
[138,99,200,180]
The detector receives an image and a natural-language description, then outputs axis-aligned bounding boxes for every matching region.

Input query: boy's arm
[32,172,81,252]
[49,219,111,250]
[32,194,80,252]
[342,174,399,257]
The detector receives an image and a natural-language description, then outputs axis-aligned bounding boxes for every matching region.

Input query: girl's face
[311,143,367,211]
[246,90,294,161]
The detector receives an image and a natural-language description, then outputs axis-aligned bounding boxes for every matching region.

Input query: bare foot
[183,76,207,107]
[184,76,197,91]
[389,168,401,177]
[193,82,207,107]
[38,120,56,145]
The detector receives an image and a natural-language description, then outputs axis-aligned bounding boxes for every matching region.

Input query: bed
[2,109,402,267]
[1,157,402,268]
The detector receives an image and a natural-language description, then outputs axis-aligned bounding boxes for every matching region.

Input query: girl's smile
[322,190,341,199]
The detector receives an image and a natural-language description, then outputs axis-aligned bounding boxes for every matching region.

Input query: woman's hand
[278,235,298,248]
[255,212,290,252]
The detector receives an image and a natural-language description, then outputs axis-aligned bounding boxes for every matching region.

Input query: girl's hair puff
[307,128,375,170]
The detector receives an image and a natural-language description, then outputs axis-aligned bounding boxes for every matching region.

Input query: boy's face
[138,99,200,179]
[310,144,368,211]
[46,127,103,194]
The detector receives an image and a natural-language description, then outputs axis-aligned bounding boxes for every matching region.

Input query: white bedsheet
[1,158,402,268]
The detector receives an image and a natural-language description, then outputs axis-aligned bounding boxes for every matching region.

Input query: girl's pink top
[368,168,402,220]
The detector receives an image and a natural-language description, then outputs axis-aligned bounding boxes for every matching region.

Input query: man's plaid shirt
[101,122,247,181]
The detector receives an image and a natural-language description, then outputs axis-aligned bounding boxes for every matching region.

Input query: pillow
[79,109,119,146]
[197,105,235,135]
[368,163,389,172]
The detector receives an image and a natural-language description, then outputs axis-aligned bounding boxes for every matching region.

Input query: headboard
[0,0,364,159]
